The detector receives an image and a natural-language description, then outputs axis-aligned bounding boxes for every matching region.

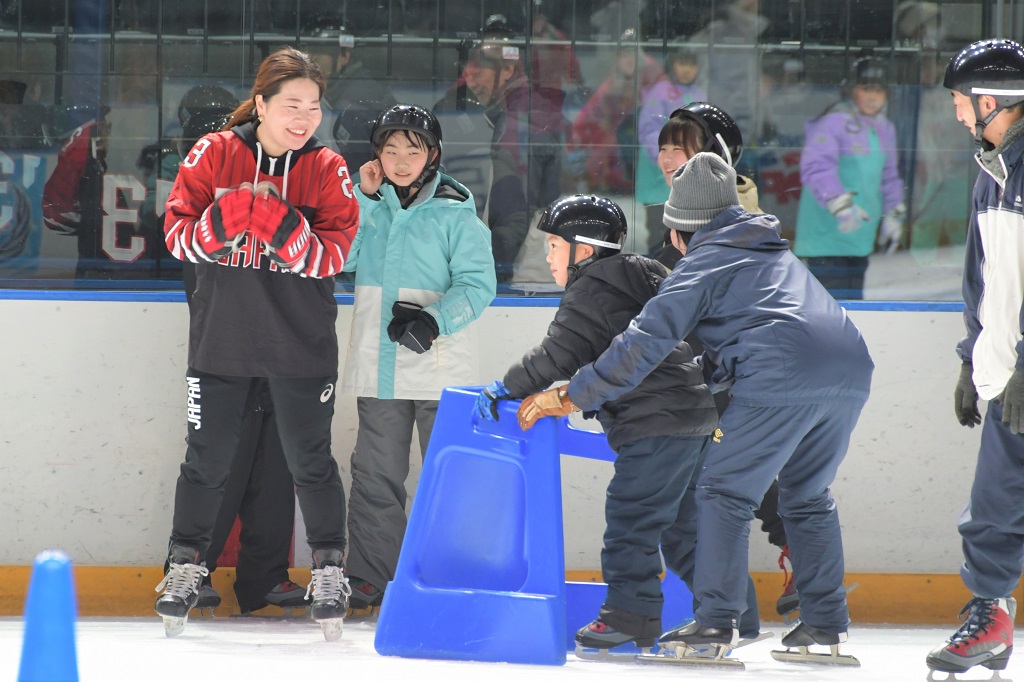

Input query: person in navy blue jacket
[566,151,873,662]
[927,38,1024,679]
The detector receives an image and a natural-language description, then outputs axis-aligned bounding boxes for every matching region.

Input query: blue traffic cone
[18,549,79,682]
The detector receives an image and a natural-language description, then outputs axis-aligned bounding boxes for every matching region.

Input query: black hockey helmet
[177,85,238,130]
[668,102,743,167]
[177,87,238,158]
[851,56,888,89]
[944,39,1024,106]
[370,104,444,196]
[944,39,1024,146]
[371,104,442,150]
[538,194,626,275]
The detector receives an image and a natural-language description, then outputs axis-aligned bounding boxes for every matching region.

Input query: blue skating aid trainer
[18,549,79,682]
[375,387,567,665]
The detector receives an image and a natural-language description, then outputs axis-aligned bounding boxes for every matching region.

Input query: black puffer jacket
[502,253,718,450]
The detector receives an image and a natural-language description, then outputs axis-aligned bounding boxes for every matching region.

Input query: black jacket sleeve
[502,277,614,398]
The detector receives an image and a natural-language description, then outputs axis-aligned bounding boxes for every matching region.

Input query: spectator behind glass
[41,104,114,280]
[636,49,706,251]
[687,0,770,174]
[569,28,663,194]
[530,3,587,98]
[889,2,973,268]
[305,21,397,172]
[794,57,906,300]
[434,30,567,285]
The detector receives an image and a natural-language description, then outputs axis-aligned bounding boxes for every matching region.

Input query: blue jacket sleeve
[567,261,713,410]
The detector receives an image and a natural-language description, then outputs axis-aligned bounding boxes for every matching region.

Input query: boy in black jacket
[476,194,760,655]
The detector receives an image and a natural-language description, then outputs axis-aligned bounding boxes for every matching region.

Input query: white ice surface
[2,617,1019,682]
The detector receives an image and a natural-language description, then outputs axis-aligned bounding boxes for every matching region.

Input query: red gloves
[197,184,254,259]
[249,184,310,270]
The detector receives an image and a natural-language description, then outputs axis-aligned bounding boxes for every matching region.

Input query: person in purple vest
[794,56,906,300]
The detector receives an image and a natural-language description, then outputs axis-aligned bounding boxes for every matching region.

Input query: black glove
[1001,367,1024,434]
[955,362,981,428]
[387,301,439,354]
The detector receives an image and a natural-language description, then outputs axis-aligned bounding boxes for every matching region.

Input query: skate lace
[951,598,997,643]
[778,545,795,595]
[155,562,209,599]
[305,565,353,603]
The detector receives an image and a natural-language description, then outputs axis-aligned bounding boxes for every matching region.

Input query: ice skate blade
[573,643,652,663]
[161,615,187,638]
[318,617,344,641]
[771,646,861,667]
[926,669,1012,682]
[636,647,745,670]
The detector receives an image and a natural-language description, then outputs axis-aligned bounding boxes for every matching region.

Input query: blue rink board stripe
[0,289,964,312]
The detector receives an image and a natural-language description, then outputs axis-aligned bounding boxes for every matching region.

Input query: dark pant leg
[267,376,345,552]
[754,480,787,549]
[233,385,296,611]
[413,400,439,461]
[661,443,761,637]
[602,435,706,619]
[170,369,252,560]
[346,398,416,590]
[776,400,864,632]
[693,404,814,630]
[959,400,1024,599]
[805,256,868,300]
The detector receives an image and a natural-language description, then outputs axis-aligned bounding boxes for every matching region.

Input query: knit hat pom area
[663,151,741,232]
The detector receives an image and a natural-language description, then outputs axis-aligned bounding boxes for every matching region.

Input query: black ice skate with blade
[154,544,209,637]
[771,620,860,666]
[306,548,351,641]
[573,607,660,662]
[194,577,221,618]
[638,624,772,668]
[638,620,744,669]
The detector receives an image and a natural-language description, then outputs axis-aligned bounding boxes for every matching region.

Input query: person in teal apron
[795,57,906,299]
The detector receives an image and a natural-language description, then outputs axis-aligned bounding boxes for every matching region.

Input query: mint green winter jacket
[341,172,497,400]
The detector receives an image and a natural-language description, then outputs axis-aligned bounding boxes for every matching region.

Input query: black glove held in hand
[387,301,439,354]
[1001,367,1024,434]
[955,362,981,428]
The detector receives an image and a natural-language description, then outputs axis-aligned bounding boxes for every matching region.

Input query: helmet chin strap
[971,95,1001,151]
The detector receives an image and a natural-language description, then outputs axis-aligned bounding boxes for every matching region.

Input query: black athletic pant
[203,379,296,613]
[170,369,345,561]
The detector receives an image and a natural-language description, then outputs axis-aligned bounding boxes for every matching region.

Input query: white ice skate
[770,620,860,667]
[637,629,773,668]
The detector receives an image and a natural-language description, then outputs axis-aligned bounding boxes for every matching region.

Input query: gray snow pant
[346,397,439,592]
[959,400,1024,599]
[693,399,864,634]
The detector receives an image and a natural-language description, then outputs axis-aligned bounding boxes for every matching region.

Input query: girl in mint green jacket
[340,105,496,610]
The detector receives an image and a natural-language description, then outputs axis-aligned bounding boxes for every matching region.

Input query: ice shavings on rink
[1,617,1018,682]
